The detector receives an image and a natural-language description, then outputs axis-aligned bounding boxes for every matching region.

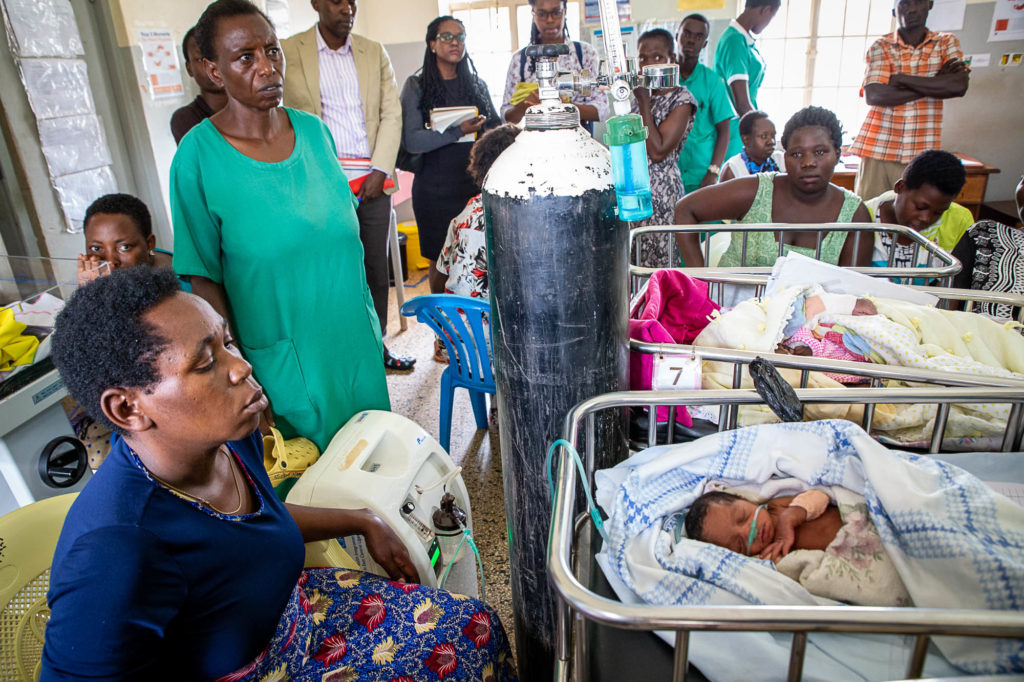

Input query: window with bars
[756,0,894,145]
[440,1,581,113]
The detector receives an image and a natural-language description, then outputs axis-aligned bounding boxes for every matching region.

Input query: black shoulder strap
[574,40,583,66]
[520,49,527,81]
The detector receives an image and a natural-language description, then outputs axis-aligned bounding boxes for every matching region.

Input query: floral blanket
[774,487,910,607]
[218,569,517,682]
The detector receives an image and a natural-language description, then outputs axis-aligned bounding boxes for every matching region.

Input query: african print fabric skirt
[218,569,518,681]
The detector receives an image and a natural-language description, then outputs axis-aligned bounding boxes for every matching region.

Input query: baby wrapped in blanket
[695,282,1024,445]
[683,487,911,606]
[595,420,1024,674]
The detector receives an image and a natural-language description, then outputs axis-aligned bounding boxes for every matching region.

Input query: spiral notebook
[429,106,479,143]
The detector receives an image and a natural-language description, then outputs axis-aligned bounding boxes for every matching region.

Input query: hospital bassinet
[547,386,1024,682]
[627,263,1024,452]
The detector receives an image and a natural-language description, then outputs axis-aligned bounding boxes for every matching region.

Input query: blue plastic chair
[400,295,494,452]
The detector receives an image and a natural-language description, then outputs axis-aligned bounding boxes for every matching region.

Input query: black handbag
[396,72,424,174]
[396,137,423,174]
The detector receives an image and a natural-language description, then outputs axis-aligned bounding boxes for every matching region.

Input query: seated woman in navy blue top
[41,266,516,680]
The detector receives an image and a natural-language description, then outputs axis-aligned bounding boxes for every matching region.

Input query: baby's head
[684,491,774,556]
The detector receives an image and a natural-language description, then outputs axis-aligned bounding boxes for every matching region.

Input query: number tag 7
[652,353,702,391]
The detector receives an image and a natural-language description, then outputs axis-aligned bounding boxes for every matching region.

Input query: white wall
[103,0,217,248]
[279,0,442,43]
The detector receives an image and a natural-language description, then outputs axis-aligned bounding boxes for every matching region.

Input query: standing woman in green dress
[171,0,388,451]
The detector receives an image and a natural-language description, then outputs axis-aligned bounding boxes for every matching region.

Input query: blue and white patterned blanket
[594,420,1024,674]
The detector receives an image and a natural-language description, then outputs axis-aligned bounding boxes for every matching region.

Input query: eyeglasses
[437,32,466,44]
[532,7,564,21]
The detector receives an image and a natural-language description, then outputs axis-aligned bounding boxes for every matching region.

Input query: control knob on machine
[37,436,89,488]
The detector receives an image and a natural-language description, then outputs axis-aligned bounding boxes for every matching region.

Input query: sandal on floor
[433,338,449,364]
[384,348,416,371]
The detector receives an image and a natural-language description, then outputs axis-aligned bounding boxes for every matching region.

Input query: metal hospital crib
[546,227,1024,680]
[627,270,1024,452]
[625,221,1024,451]
[547,387,1024,682]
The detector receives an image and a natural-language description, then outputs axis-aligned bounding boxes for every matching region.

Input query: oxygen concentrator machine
[286,410,477,596]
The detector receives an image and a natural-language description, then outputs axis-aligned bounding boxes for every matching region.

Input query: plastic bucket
[397,221,432,270]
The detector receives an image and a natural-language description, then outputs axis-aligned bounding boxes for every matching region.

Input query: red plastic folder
[339,157,395,194]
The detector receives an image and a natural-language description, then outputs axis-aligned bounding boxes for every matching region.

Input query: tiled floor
[381,271,517,655]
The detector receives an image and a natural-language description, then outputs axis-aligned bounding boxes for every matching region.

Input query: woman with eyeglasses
[400,17,500,323]
[500,0,608,129]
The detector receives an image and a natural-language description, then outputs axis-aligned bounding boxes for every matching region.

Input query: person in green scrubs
[714,0,780,158]
[676,14,735,194]
[171,1,389,451]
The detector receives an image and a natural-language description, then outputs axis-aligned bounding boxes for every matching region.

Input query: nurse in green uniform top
[676,14,735,194]
[714,0,780,158]
[170,0,389,451]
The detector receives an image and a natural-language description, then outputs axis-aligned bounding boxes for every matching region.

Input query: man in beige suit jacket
[282,0,414,370]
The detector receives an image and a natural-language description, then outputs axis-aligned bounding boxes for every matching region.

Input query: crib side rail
[628,270,1024,324]
[549,388,1024,682]
[630,222,958,281]
[629,340,1024,389]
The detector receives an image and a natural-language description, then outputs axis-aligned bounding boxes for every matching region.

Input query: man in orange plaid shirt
[850,0,970,200]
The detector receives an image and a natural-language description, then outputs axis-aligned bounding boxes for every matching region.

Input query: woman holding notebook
[400,15,501,307]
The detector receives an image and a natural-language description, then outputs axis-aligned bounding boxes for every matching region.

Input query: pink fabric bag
[629,270,720,427]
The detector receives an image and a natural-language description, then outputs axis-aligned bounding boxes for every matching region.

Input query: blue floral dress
[219,569,516,681]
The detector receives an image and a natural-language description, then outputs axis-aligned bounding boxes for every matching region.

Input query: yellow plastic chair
[303,538,359,571]
[0,493,77,682]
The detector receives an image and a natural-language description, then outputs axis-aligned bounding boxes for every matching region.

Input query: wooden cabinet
[831,153,1000,218]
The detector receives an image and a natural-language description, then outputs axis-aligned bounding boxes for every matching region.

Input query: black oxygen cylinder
[482,101,629,681]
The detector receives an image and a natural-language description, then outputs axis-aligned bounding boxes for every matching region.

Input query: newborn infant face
[702,498,775,556]
[853,298,876,316]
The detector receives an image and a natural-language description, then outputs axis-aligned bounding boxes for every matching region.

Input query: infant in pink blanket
[777,292,877,382]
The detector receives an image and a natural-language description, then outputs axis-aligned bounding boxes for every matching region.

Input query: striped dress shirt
[315,27,370,158]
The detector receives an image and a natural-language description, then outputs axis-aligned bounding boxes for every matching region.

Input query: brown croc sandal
[433,338,449,364]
